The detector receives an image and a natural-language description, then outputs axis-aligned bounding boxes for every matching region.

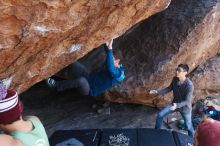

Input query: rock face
[1,0,220,108]
[0,0,171,92]
[103,0,220,107]
[190,55,220,100]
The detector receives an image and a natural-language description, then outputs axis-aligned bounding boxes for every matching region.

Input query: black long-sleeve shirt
[157,77,194,112]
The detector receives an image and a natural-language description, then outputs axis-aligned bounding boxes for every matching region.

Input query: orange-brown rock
[103,0,220,108]
[0,0,171,92]
[1,0,220,108]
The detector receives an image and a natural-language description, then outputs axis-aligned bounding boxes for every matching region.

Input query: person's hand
[106,39,113,49]
[149,90,158,95]
[170,103,177,111]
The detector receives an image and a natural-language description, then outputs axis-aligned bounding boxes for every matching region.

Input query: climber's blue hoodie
[88,45,125,96]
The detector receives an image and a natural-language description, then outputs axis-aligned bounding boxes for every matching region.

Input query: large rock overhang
[0,0,171,93]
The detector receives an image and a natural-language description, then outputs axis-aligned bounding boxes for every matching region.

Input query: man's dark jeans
[155,105,194,137]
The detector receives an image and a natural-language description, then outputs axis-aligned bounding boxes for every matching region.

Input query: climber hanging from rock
[46,38,125,97]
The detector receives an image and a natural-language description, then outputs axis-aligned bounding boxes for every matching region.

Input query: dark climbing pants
[56,62,90,95]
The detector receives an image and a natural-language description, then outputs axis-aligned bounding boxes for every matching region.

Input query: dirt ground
[20,81,186,137]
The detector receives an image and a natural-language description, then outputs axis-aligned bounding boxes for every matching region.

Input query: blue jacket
[88,47,125,96]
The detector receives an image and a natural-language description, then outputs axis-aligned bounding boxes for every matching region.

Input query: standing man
[149,64,194,136]
[46,38,125,97]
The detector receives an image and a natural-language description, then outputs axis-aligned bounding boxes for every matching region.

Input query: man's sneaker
[45,78,56,88]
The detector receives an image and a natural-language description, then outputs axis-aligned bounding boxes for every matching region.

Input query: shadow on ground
[20,82,182,137]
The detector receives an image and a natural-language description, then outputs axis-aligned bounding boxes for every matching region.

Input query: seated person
[46,38,125,96]
[194,118,220,146]
[0,83,50,146]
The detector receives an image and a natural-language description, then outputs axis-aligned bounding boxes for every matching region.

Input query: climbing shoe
[45,78,56,88]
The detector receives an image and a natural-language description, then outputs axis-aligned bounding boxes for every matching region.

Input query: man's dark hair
[178,64,189,72]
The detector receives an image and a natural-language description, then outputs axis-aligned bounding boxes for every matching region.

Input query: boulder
[104,0,220,107]
[0,0,171,92]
